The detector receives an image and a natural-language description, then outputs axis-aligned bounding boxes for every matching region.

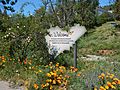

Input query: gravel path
[0,81,24,90]
[81,55,108,61]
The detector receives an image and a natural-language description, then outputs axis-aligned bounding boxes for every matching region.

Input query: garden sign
[45,24,87,58]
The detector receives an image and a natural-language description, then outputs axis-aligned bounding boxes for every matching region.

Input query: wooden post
[74,41,77,68]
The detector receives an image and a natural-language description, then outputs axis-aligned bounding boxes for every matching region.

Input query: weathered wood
[74,41,77,68]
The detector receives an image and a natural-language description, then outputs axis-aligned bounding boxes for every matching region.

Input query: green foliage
[1,1,120,90]
[0,13,50,65]
[1,11,120,90]
[68,61,120,90]
[73,0,99,27]
[56,50,73,66]
[77,22,120,63]
[38,0,99,28]
[97,13,114,25]
[114,0,120,20]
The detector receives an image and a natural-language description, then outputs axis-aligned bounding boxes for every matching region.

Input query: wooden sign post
[45,24,86,65]
[74,41,77,68]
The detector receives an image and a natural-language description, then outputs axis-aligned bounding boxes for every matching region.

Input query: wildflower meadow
[1,0,120,90]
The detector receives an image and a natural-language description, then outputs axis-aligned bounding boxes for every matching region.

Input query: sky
[0,0,111,16]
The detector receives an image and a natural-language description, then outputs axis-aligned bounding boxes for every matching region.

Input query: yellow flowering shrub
[94,73,120,90]
[33,62,79,90]
[0,56,6,67]
[0,54,80,90]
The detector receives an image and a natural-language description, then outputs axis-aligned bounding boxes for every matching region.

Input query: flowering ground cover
[0,54,120,90]
[0,17,120,90]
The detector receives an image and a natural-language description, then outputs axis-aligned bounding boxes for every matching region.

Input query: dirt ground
[0,81,24,90]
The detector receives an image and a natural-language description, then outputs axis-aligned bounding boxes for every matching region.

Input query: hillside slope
[77,21,120,62]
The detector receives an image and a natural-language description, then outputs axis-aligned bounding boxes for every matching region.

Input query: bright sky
[99,0,111,6]
[7,0,42,15]
[0,0,111,16]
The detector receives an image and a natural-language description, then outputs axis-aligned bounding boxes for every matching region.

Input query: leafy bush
[31,62,79,90]
[95,73,120,90]
[0,14,50,65]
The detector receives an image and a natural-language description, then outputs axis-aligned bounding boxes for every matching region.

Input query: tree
[0,0,17,14]
[38,0,99,28]
[114,0,120,20]
[73,0,99,27]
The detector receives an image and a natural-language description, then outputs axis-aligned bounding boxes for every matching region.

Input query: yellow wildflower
[59,69,64,73]
[112,82,116,85]
[38,70,42,72]
[105,85,109,89]
[118,80,120,84]
[2,59,6,63]
[57,77,61,80]
[98,75,102,78]
[56,63,59,67]
[106,75,109,78]
[74,68,78,72]
[46,79,49,83]
[45,65,48,67]
[107,81,112,87]
[35,71,38,74]
[24,80,29,86]
[32,66,35,69]
[45,83,49,86]
[50,66,53,69]
[41,84,45,88]
[49,79,52,83]
[98,73,105,79]
[111,85,116,89]
[109,74,114,79]
[101,73,105,77]
[53,72,57,77]
[50,72,54,75]
[59,66,66,70]
[49,62,53,66]
[50,85,53,90]
[70,66,74,69]
[63,78,66,81]
[113,78,119,81]
[106,72,110,75]
[94,87,97,90]
[77,73,81,77]
[1,56,5,60]
[34,84,39,89]
[56,69,59,72]
[99,86,106,90]
[52,80,56,84]
[46,73,51,77]
[57,80,61,84]
[115,80,120,84]
[59,75,62,77]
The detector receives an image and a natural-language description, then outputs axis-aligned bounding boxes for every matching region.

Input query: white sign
[45,24,87,57]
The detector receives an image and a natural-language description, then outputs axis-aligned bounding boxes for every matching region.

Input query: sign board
[45,24,87,57]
